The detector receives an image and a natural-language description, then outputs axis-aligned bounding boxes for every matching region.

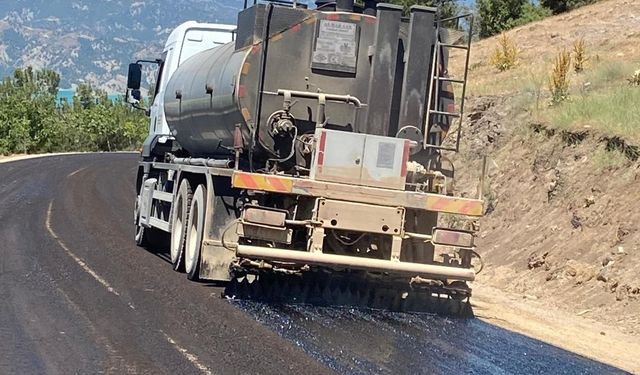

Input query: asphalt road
[0,153,629,374]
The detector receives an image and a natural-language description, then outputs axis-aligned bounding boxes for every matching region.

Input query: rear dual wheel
[170,180,192,271]
[185,184,207,281]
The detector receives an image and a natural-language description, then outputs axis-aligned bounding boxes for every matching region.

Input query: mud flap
[199,243,234,281]
[198,174,240,282]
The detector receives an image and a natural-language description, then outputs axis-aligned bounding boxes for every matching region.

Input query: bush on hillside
[573,38,588,73]
[541,0,598,14]
[512,1,553,27]
[549,49,571,105]
[490,33,519,71]
[386,0,458,18]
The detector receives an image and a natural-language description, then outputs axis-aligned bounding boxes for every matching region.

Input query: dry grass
[584,60,635,90]
[450,0,640,141]
[546,86,640,140]
[451,0,640,94]
[592,145,629,170]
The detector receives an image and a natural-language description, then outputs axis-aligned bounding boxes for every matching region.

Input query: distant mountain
[0,0,244,93]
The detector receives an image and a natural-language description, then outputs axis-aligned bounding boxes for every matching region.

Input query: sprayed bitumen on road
[233,300,628,375]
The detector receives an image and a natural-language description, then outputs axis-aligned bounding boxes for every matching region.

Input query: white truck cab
[140,21,236,156]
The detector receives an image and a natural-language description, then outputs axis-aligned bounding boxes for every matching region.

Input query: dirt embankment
[444,0,640,350]
[452,94,640,368]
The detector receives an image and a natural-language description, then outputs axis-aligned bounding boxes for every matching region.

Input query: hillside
[450,0,640,340]
[0,0,242,91]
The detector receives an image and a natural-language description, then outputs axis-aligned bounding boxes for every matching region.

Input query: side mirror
[127,63,142,90]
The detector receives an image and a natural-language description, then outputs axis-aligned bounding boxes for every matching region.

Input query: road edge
[0,152,138,165]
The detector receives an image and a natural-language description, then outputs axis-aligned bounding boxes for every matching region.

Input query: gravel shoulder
[472,283,640,374]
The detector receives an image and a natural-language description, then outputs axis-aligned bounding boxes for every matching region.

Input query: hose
[471,249,484,274]
[221,219,241,251]
[330,230,365,247]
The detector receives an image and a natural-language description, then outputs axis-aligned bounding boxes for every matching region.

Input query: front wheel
[185,184,206,281]
[134,194,165,249]
[134,195,147,246]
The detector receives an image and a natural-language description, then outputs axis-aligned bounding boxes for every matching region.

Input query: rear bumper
[236,245,476,281]
[232,171,483,217]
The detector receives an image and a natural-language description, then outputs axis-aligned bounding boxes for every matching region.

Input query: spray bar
[236,245,476,281]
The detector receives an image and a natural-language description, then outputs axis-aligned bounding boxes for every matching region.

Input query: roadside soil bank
[445,1,640,367]
[452,94,639,373]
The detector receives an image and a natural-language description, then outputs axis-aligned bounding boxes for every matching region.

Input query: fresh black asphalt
[0,153,628,374]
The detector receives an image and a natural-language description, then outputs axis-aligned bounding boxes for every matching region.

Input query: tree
[386,0,459,19]
[76,83,95,109]
[512,2,552,27]
[476,0,527,38]
[0,67,148,155]
[541,0,597,14]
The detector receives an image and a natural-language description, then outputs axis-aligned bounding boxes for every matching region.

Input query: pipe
[362,3,403,135]
[404,231,433,241]
[170,156,232,168]
[236,244,476,281]
[398,6,437,131]
[251,2,275,171]
[478,155,487,200]
[275,89,363,108]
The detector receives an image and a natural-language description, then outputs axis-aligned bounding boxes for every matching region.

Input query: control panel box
[310,129,409,190]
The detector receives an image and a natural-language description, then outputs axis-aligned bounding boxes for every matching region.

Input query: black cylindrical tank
[164,6,377,158]
[163,42,249,157]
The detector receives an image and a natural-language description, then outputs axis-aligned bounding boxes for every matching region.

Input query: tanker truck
[127,0,484,304]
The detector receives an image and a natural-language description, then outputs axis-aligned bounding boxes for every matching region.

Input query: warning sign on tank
[312,20,359,73]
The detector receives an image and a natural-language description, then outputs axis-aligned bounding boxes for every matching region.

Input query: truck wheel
[185,184,206,281]
[134,194,165,249]
[134,195,149,246]
[170,179,192,272]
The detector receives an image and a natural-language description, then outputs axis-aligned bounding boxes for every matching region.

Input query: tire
[134,194,149,246]
[134,193,166,249]
[170,179,192,272]
[134,195,145,246]
[185,184,206,281]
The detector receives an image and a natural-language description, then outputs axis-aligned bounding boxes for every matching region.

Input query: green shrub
[586,60,634,90]
[592,145,627,170]
[513,2,553,27]
[0,67,148,155]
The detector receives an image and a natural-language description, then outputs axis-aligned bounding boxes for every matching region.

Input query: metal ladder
[424,13,474,153]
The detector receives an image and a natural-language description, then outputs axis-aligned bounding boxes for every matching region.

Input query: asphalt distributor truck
[127,0,483,309]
